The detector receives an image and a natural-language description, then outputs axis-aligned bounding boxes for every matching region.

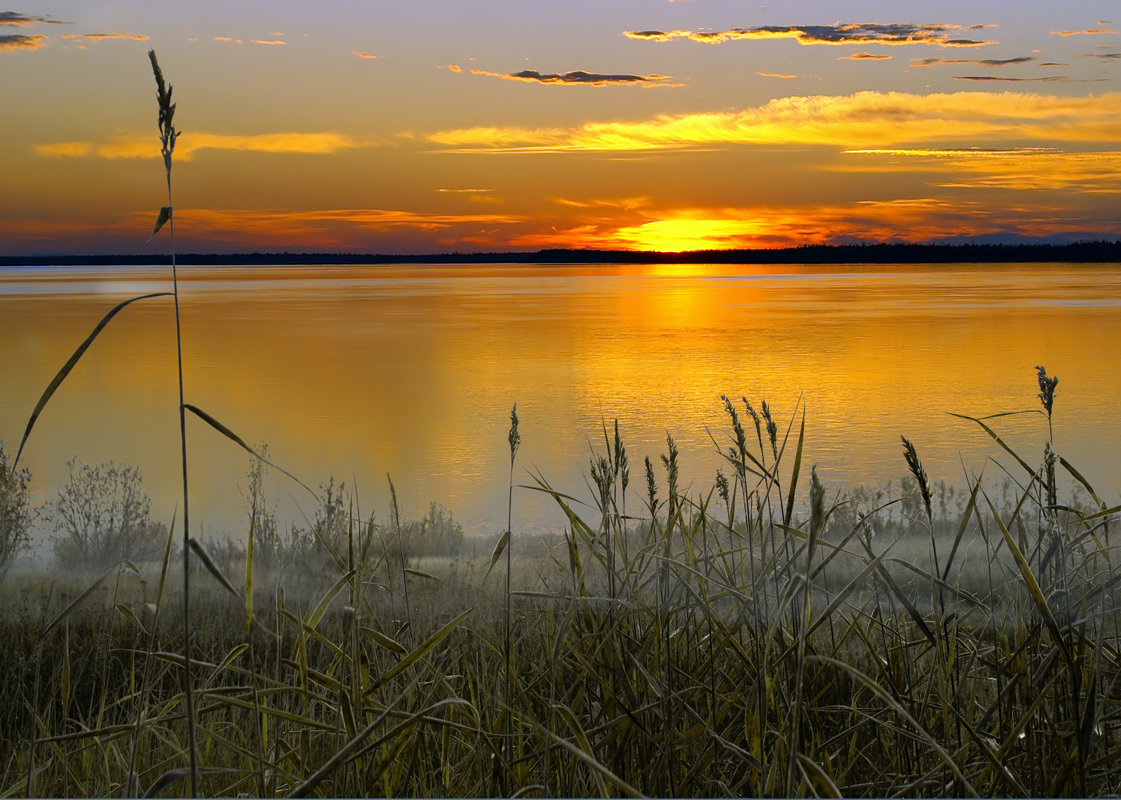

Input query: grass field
[2,382,1119,798]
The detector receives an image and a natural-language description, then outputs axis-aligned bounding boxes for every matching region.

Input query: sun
[611,214,770,252]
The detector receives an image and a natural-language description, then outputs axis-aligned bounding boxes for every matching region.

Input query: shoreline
[3,239,1120,267]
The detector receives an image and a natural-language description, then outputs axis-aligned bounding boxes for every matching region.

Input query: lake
[2,261,1119,544]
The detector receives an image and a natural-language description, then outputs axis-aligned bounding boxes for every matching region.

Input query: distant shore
[2,240,1120,267]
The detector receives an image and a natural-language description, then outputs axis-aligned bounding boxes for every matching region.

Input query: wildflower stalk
[148,49,196,798]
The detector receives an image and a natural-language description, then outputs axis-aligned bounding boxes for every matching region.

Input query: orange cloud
[757,71,797,79]
[427,91,1121,153]
[252,39,285,46]
[36,131,368,160]
[352,50,378,59]
[0,33,47,52]
[1051,28,1117,36]
[34,141,93,157]
[838,52,892,60]
[61,31,147,44]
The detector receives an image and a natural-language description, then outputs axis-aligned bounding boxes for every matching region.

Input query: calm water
[2,262,1119,541]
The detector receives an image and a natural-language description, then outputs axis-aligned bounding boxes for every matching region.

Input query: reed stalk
[147,49,197,798]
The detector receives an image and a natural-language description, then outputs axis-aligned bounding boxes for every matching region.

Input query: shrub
[0,441,33,579]
[49,459,167,569]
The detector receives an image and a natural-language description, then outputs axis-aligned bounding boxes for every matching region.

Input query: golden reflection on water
[2,262,1119,540]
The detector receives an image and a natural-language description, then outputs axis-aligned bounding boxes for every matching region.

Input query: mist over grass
[2,374,1121,797]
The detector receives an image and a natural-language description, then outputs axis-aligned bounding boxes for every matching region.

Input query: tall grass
[4,367,1121,796]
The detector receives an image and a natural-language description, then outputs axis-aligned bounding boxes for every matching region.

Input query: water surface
[2,261,1119,541]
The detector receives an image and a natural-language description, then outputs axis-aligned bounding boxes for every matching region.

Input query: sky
[2,0,1121,255]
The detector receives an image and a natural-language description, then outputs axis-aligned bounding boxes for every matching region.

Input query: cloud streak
[840,147,1121,193]
[37,131,368,160]
[61,31,148,45]
[623,23,996,48]
[1051,28,1117,37]
[427,91,1121,153]
[469,69,679,87]
[911,56,1033,67]
[838,52,892,60]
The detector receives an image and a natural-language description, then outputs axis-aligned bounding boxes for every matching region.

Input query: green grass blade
[368,608,473,692]
[41,564,118,636]
[783,405,806,527]
[14,292,172,466]
[948,411,1037,479]
[983,491,1073,668]
[187,537,242,603]
[183,403,318,500]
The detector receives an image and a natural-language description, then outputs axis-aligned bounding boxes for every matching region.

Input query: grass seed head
[809,465,825,540]
[900,436,932,521]
[147,50,179,172]
[644,455,658,512]
[508,403,521,466]
[1036,365,1058,419]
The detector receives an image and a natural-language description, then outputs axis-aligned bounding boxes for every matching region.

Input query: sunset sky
[3,0,1121,254]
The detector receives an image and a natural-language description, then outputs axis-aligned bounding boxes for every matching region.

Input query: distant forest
[3,240,1120,267]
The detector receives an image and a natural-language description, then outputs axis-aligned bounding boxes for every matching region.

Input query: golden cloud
[840,148,1121,192]
[34,141,93,157]
[427,91,1121,153]
[838,52,892,60]
[36,131,368,160]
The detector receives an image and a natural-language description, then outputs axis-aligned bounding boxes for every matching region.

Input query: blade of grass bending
[941,475,982,582]
[549,704,642,798]
[809,655,978,796]
[41,564,121,636]
[188,538,243,603]
[14,292,173,467]
[982,491,1073,669]
[783,406,805,528]
[366,608,473,693]
[182,403,318,501]
[947,411,1037,479]
[484,530,510,580]
[857,535,937,648]
[795,753,842,798]
[1059,456,1104,508]
[306,569,355,631]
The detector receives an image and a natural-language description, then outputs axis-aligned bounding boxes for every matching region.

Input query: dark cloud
[470,69,680,87]
[0,32,46,51]
[911,56,1033,67]
[952,75,1106,83]
[0,11,67,26]
[624,23,996,47]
